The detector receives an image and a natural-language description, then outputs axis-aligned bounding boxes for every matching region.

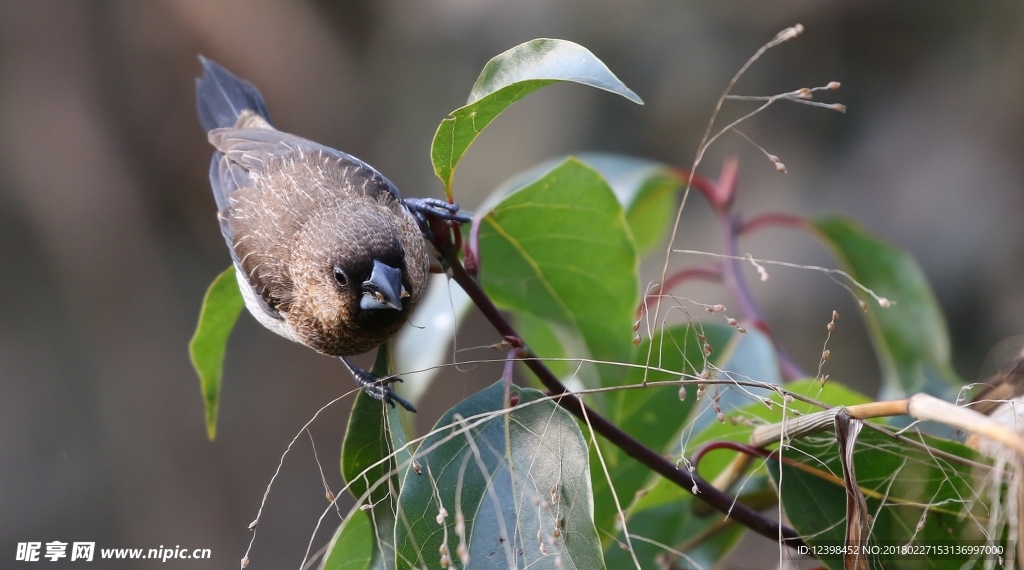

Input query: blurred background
[1,1,1022,568]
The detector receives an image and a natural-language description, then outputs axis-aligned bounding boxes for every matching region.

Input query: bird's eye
[333,267,349,288]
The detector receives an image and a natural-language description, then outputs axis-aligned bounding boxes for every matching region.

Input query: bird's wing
[208,127,404,202]
[208,127,406,319]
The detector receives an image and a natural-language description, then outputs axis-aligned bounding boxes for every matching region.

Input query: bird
[195,57,467,412]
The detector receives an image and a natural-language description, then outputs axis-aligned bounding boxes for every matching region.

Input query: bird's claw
[403,198,471,240]
[340,357,417,412]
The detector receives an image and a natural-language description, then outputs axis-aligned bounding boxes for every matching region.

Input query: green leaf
[478,157,639,373]
[432,39,642,200]
[575,153,684,255]
[320,511,374,570]
[189,266,245,441]
[812,216,962,398]
[604,378,873,569]
[395,380,604,570]
[338,346,410,570]
[772,427,995,570]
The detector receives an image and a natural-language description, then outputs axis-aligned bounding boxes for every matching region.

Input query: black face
[330,254,409,327]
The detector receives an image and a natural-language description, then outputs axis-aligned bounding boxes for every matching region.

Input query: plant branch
[718,212,806,381]
[738,213,809,235]
[434,225,806,548]
[637,266,723,317]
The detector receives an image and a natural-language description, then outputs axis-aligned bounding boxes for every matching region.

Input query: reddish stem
[738,213,809,235]
[637,266,723,317]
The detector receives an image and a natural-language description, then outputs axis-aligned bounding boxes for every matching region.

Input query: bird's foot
[340,357,417,412]
[403,198,471,240]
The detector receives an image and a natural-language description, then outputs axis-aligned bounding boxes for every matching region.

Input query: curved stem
[738,213,809,235]
[637,266,723,317]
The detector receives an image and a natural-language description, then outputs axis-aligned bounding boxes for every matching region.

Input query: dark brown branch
[436,227,805,548]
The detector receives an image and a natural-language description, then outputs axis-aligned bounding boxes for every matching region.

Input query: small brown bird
[196,57,467,411]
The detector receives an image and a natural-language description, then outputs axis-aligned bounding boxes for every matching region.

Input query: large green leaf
[395,380,604,570]
[812,216,962,399]
[335,346,411,570]
[574,153,684,255]
[478,157,639,373]
[772,426,996,569]
[432,39,642,199]
[605,379,872,569]
[189,266,245,440]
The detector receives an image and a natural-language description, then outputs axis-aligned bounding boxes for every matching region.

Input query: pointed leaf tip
[469,38,643,105]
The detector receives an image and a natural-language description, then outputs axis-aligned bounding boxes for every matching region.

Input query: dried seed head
[859,299,868,311]
[763,398,774,410]
[692,483,700,494]
[360,504,372,511]
[832,103,847,113]
[241,556,250,568]
[697,333,707,343]
[633,335,641,347]
[537,529,543,544]
[458,544,469,565]
[325,490,335,502]
[827,81,841,90]
[455,513,466,535]
[412,460,422,475]
[555,555,564,569]
[436,507,448,524]
[827,322,835,332]
[700,368,711,380]
[878,297,891,308]
[796,87,812,99]
[440,554,450,568]
[248,519,258,531]
[439,544,448,556]
[678,385,687,401]
[717,412,726,424]
[772,158,788,173]
[712,304,726,313]
[784,394,795,403]
[550,485,559,504]
[552,528,561,539]
[696,384,706,399]
[540,543,548,556]
[737,326,747,334]
[832,310,839,320]
[632,320,640,332]
[703,342,712,356]
[727,317,738,326]
[822,349,831,361]
[729,415,737,425]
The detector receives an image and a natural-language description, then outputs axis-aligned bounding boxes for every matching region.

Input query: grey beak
[360,259,404,311]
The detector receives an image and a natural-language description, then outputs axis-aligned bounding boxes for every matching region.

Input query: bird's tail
[195,56,272,132]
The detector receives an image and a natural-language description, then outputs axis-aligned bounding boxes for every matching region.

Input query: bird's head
[285,198,427,355]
